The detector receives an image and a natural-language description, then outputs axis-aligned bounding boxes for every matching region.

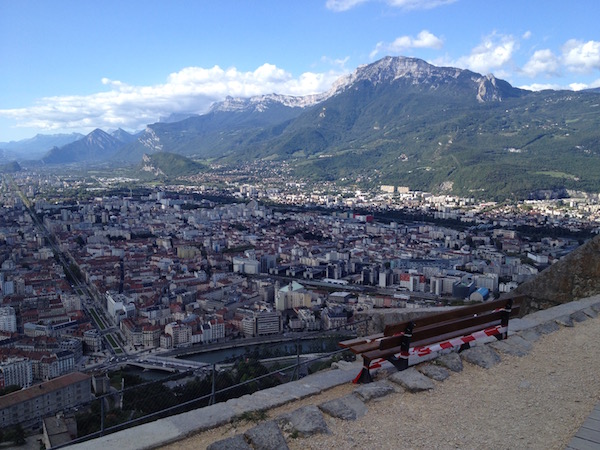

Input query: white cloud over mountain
[370,30,443,58]
[0,64,343,133]
[455,33,518,75]
[562,39,600,72]
[2,31,599,136]
[522,49,561,77]
[520,39,600,85]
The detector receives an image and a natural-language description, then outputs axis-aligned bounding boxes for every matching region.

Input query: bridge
[126,355,212,373]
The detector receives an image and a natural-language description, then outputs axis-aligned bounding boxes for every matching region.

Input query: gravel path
[163,314,600,450]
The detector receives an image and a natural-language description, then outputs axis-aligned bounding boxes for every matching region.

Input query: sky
[1,0,600,142]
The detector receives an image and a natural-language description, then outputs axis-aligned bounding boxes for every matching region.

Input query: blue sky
[1,0,599,142]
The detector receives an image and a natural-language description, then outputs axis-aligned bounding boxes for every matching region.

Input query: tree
[5,424,26,446]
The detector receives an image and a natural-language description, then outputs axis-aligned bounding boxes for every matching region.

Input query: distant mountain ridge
[23,56,600,200]
[42,129,128,164]
[0,133,84,161]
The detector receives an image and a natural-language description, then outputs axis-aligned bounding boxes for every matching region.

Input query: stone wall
[514,234,600,314]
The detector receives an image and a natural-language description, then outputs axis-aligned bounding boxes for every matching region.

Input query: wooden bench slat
[378,304,520,351]
[340,295,527,383]
[339,332,384,349]
[349,340,383,354]
[383,298,521,337]
[363,319,506,363]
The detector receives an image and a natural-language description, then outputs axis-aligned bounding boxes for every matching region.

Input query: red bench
[340,295,523,383]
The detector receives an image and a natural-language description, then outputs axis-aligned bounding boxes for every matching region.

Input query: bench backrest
[341,295,523,355]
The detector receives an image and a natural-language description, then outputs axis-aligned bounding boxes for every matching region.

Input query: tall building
[0,306,17,333]
[164,322,192,348]
[0,357,33,389]
[242,310,282,337]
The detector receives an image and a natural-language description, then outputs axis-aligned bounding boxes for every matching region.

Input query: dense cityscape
[0,162,598,443]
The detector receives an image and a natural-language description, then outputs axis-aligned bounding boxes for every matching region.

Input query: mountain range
[10,56,600,200]
[0,133,84,161]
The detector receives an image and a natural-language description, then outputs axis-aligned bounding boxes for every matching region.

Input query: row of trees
[75,357,281,438]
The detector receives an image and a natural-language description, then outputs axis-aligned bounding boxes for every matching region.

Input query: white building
[0,357,33,389]
[164,322,192,348]
[232,257,260,275]
[106,292,136,324]
[0,307,17,333]
[242,310,282,337]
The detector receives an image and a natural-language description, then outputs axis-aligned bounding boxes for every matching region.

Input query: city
[0,163,597,443]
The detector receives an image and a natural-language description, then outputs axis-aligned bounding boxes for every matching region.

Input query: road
[3,174,126,356]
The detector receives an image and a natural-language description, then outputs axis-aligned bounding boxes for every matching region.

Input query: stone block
[207,434,251,450]
[319,394,367,420]
[460,345,501,369]
[436,352,463,372]
[389,368,435,392]
[353,381,395,402]
[489,335,532,357]
[244,421,289,450]
[555,315,574,327]
[418,364,450,381]
[276,405,329,438]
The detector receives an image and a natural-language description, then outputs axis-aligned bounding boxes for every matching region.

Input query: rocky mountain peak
[328,56,519,102]
[210,92,327,114]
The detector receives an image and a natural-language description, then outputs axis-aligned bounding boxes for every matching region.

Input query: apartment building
[0,372,91,429]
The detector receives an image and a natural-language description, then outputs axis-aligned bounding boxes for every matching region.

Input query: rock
[535,320,560,335]
[519,329,541,342]
[319,394,367,420]
[519,380,531,389]
[583,307,598,318]
[276,405,329,438]
[571,310,589,323]
[244,421,288,450]
[436,352,463,372]
[207,434,251,450]
[389,368,435,392]
[330,360,354,370]
[514,234,600,313]
[591,302,600,313]
[353,381,396,402]
[555,315,574,327]
[460,345,501,369]
[489,335,532,357]
[418,364,450,381]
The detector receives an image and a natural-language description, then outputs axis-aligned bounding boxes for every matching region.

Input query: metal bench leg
[387,354,409,371]
[353,357,373,383]
[387,321,413,372]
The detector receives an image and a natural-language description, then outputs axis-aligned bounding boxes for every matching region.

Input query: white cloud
[518,82,563,91]
[569,82,589,91]
[326,0,455,11]
[454,33,517,74]
[385,0,456,9]
[370,30,443,58]
[522,31,532,40]
[562,39,600,72]
[522,49,560,77]
[325,0,368,11]
[320,55,351,70]
[518,80,600,92]
[0,64,344,133]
